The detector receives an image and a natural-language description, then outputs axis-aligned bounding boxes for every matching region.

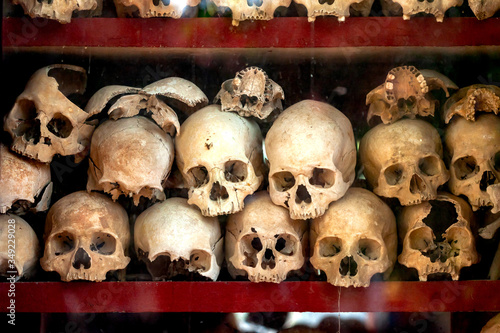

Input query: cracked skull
[113,0,201,18]
[310,187,397,288]
[380,0,463,21]
[265,100,356,220]
[4,65,95,163]
[294,0,374,22]
[211,0,292,26]
[444,114,500,213]
[360,119,449,206]
[134,197,223,281]
[40,191,130,282]
[175,104,264,217]
[398,192,479,281]
[12,0,102,23]
[225,191,307,283]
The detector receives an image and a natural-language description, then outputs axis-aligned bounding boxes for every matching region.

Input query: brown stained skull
[294,0,374,22]
[40,191,130,282]
[134,197,223,281]
[469,0,500,20]
[360,119,450,206]
[398,192,479,281]
[366,66,457,125]
[443,84,500,124]
[310,188,397,287]
[444,114,500,213]
[214,67,285,121]
[225,191,308,283]
[481,314,500,333]
[211,0,292,26]
[113,0,201,18]
[380,0,463,21]
[12,0,102,23]
[0,143,52,215]
[4,65,95,163]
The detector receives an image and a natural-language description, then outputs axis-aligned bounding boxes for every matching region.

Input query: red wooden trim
[1,281,499,313]
[3,17,500,49]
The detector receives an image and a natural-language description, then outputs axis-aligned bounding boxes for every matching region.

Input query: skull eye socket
[272,172,295,192]
[224,160,248,182]
[190,250,211,272]
[384,163,404,185]
[47,113,73,138]
[453,156,479,180]
[53,232,75,256]
[409,227,434,252]
[357,238,381,260]
[309,168,336,188]
[189,166,209,187]
[418,155,441,176]
[274,234,296,256]
[318,237,342,257]
[90,232,116,255]
[12,99,42,144]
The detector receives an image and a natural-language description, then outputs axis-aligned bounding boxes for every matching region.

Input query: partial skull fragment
[12,0,102,23]
[211,0,292,26]
[443,84,500,124]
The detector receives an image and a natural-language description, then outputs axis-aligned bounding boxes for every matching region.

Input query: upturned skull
[113,0,201,18]
[134,197,223,281]
[444,114,500,213]
[382,0,463,22]
[294,0,374,22]
[175,104,265,217]
[225,191,308,283]
[40,191,130,282]
[211,0,292,26]
[310,187,397,288]
[12,0,102,23]
[4,65,95,163]
[360,119,449,206]
[398,192,479,281]
[265,100,356,220]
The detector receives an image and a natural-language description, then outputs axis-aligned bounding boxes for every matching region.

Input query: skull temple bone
[310,187,397,288]
[359,118,450,206]
[398,192,479,281]
[4,64,95,163]
[225,191,308,283]
[40,191,131,282]
[444,114,500,213]
[175,104,265,217]
[134,197,223,281]
[265,100,356,220]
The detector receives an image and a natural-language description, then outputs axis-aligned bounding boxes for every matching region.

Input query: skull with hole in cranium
[444,114,500,214]
[398,192,479,281]
[225,191,308,283]
[359,119,450,206]
[310,187,397,288]
[134,197,223,281]
[265,100,356,220]
[175,105,265,217]
[4,65,95,163]
[40,191,130,282]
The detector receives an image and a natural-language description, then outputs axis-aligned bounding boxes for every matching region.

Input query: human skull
[4,65,95,163]
[366,66,457,125]
[310,187,397,288]
[211,0,292,26]
[226,191,307,283]
[398,192,479,281]
[214,66,284,121]
[113,0,201,18]
[265,100,356,220]
[380,0,463,21]
[175,104,264,217]
[0,214,40,280]
[482,314,500,333]
[87,116,176,206]
[12,0,102,23]
[134,197,223,281]
[293,0,374,22]
[469,0,500,20]
[444,114,500,213]
[443,84,500,124]
[40,191,130,282]
[0,143,52,214]
[359,119,450,206]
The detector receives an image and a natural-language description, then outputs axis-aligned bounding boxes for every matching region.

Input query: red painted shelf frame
[1,281,499,313]
[3,17,500,49]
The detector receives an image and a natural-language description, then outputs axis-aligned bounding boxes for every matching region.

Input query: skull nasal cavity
[264,248,275,261]
[480,171,497,191]
[72,248,91,269]
[339,256,358,276]
[295,185,312,204]
[410,174,426,194]
[210,182,229,201]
